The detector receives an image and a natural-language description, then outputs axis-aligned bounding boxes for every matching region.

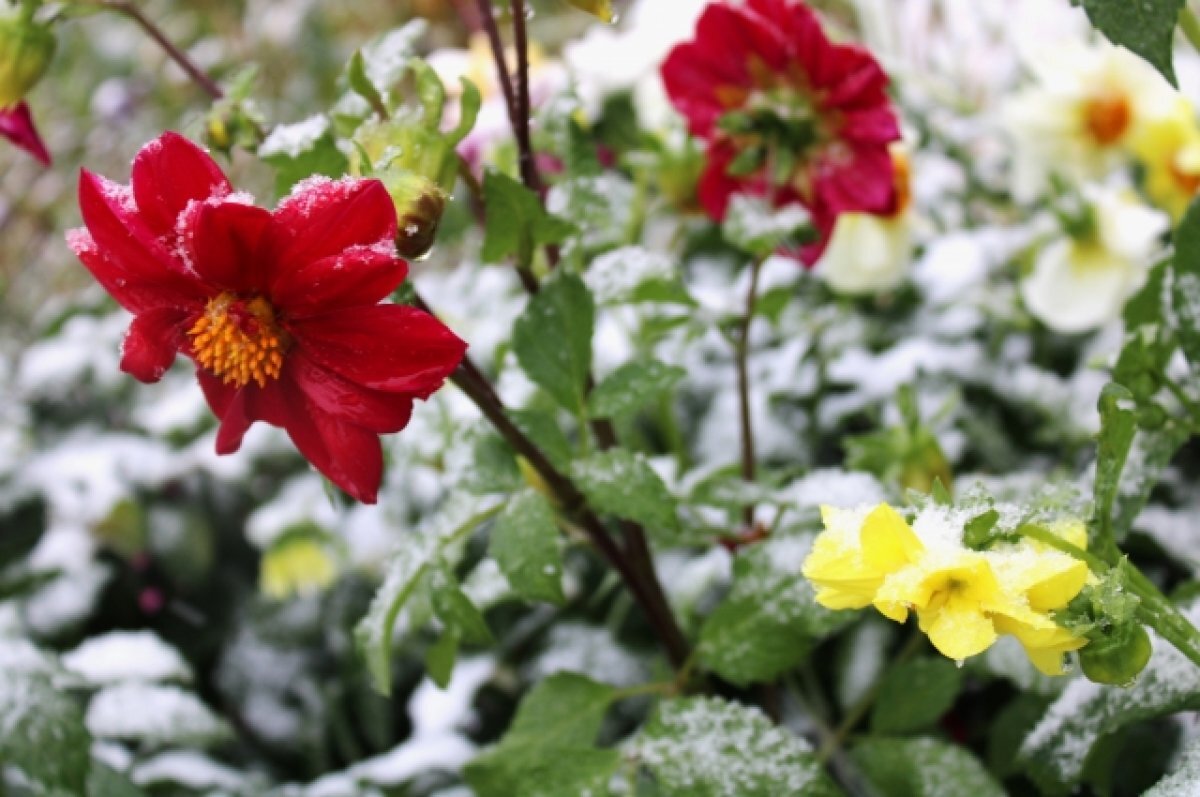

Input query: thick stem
[734,257,764,528]
[415,295,691,668]
[100,0,225,101]
[473,0,519,137]
[510,0,543,193]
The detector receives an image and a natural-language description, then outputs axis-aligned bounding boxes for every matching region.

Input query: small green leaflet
[490,489,566,605]
[258,116,348,197]
[425,629,460,689]
[481,170,575,265]
[632,696,842,796]
[512,272,595,412]
[590,359,686,419]
[1091,383,1137,557]
[0,672,91,795]
[465,673,619,797]
[869,657,965,734]
[571,449,679,533]
[852,737,1005,797]
[1082,0,1184,86]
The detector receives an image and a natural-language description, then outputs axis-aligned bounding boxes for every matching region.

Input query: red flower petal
[279,388,384,504]
[271,242,408,318]
[121,307,189,383]
[183,200,274,293]
[840,107,903,146]
[76,172,202,306]
[0,103,50,165]
[811,144,895,218]
[196,369,288,455]
[289,304,466,397]
[131,132,232,235]
[290,351,415,433]
[68,229,196,314]
[269,177,398,272]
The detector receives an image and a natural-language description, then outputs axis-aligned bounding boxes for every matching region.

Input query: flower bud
[381,169,447,260]
[0,13,56,108]
[1080,622,1152,686]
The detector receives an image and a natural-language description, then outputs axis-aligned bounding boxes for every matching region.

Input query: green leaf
[1017,606,1200,791]
[1082,0,1183,86]
[425,629,459,689]
[1092,383,1138,554]
[571,449,678,533]
[585,246,694,307]
[346,49,386,115]
[699,531,852,686]
[355,496,502,694]
[590,359,686,419]
[88,761,147,797]
[852,737,1005,797]
[258,117,350,197]
[464,430,522,495]
[0,672,91,794]
[560,0,614,21]
[869,657,964,734]
[512,272,595,412]
[429,564,493,646]
[1173,200,1200,367]
[482,170,575,264]
[465,673,619,797]
[491,489,565,605]
[1111,424,1188,539]
[509,409,574,471]
[1145,729,1200,796]
[633,696,841,796]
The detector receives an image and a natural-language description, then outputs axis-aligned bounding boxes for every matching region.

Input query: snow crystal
[63,630,192,686]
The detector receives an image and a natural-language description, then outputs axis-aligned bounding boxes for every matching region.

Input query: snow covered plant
[12,0,1200,795]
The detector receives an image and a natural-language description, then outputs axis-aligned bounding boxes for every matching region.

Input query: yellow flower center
[188,293,288,388]
[1083,91,1131,146]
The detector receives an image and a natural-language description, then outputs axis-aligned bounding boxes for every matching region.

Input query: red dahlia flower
[662,0,901,264]
[68,132,467,503]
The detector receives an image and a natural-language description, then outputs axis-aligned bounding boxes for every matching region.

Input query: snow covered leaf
[1082,0,1183,86]
[721,195,813,259]
[590,359,686,419]
[482,170,575,265]
[429,563,494,646]
[512,271,594,412]
[1144,731,1200,796]
[1110,424,1188,541]
[1016,608,1200,791]
[632,696,840,796]
[1092,383,1137,554]
[258,116,349,196]
[546,174,636,254]
[464,673,619,797]
[85,683,231,748]
[851,737,1005,797]
[0,672,91,795]
[584,246,694,307]
[1173,200,1200,367]
[490,489,566,605]
[63,630,192,686]
[571,449,678,533]
[699,531,852,686]
[869,657,964,734]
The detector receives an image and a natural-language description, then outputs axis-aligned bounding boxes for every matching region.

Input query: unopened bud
[0,13,55,108]
[1080,622,1152,686]
[383,170,447,260]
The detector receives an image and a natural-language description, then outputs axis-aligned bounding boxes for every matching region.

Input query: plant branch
[510,0,543,193]
[413,293,691,668]
[97,0,225,101]
[472,0,519,137]
[734,256,765,528]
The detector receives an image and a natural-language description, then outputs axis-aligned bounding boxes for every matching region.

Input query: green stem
[1162,373,1200,421]
[1180,6,1200,54]
[734,256,766,529]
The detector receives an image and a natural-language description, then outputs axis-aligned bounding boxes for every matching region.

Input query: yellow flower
[1130,98,1200,220]
[802,504,921,610]
[260,536,338,600]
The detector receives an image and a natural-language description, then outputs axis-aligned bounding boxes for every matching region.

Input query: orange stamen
[1083,91,1131,146]
[188,293,288,389]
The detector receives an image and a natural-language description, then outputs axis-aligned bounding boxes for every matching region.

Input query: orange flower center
[1083,91,1131,146]
[1171,160,1200,195]
[189,293,288,388]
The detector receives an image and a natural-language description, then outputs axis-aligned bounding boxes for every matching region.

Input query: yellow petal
[860,504,923,572]
[1025,558,1089,612]
[920,595,998,661]
[1025,645,1070,676]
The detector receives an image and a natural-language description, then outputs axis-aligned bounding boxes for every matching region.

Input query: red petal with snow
[184,200,274,293]
[0,103,50,165]
[131,132,232,235]
[272,243,408,318]
[290,304,466,397]
[269,178,398,272]
[121,306,189,383]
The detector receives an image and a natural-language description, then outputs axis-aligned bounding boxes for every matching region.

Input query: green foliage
[1173,199,1200,367]
[490,488,566,605]
[590,359,686,419]
[1082,0,1184,85]
[482,170,575,265]
[464,673,619,797]
[0,672,91,795]
[512,272,595,412]
[699,531,851,685]
[721,195,814,258]
[571,448,679,533]
[852,738,1006,797]
[870,657,965,734]
[1092,383,1137,554]
[259,117,349,196]
[425,628,459,689]
[633,696,841,796]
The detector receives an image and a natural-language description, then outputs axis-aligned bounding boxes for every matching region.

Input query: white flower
[1003,41,1176,200]
[1021,186,1168,333]
[564,0,708,128]
[817,146,913,296]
